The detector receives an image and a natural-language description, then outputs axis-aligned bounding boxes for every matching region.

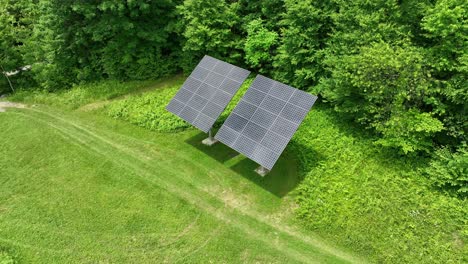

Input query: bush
[105,77,253,133]
[320,43,443,154]
[105,82,189,132]
[244,19,278,72]
[426,144,468,197]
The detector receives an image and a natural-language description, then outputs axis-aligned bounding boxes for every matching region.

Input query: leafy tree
[29,0,181,90]
[236,0,284,31]
[321,43,443,153]
[0,0,36,93]
[244,19,278,73]
[26,0,73,90]
[421,0,468,145]
[273,0,335,89]
[176,0,243,72]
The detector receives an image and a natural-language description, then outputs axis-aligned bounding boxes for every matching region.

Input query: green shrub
[244,19,278,72]
[426,144,468,197]
[106,85,189,132]
[105,77,253,133]
[320,43,444,154]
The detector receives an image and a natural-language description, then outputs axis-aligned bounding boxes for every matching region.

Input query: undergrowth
[105,78,253,132]
[105,84,190,132]
[8,78,180,109]
[292,108,468,263]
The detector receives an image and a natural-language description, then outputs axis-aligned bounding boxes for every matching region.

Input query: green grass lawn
[0,105,364,263]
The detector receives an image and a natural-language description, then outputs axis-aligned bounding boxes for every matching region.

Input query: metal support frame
[201,129,218,146]
[255,166,270,177]
[0,64,14,93]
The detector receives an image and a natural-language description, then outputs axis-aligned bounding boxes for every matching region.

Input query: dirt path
[0,101,26,112]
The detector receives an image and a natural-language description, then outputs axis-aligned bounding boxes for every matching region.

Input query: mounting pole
[255,166,270,177]
[0,64,14,93]
[201,129,218,146]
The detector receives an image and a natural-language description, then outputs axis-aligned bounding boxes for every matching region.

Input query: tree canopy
[1,0,466,156]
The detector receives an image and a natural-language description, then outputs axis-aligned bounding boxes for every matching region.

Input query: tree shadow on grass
[185,131,324,198]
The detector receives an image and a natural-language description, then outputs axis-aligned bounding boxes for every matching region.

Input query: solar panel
[215,75,318,170]
[166,55,250,133]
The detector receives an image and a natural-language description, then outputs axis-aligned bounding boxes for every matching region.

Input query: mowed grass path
[0,106,365,263]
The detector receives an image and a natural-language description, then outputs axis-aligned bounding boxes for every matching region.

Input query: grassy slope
[0,105,363,263]
[293,110,467,263]
[100,78,467,262]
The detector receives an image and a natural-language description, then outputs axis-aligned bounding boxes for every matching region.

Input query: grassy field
[0,104,364,262]
[2,76,466,263]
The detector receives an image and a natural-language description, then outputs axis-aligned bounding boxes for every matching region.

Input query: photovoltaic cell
[250,108,276,129]
[232,101,257,120]
[166,55,250,133]
[216,126,239,146]
[224,114,248,132]
[215,75,318,170]
[233,136,257,157]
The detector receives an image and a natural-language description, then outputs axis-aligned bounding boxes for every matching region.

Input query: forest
[1,0,467,263]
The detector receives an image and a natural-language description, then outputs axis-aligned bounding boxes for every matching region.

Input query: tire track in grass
[2,114,211,261]
[8,108,364,263]
[45,111,367,264]
[171,225,223,264]
[18,113,317,264]
[25,107,364,263]
[12,109,353,263]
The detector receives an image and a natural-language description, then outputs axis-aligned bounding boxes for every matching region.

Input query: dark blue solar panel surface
[215,75,318,170]
[166,55,250,132]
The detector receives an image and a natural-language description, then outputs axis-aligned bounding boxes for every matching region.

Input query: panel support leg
[255,166,270,177]
[202,129,218,146]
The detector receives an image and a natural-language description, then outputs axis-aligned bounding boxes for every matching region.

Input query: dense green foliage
[2,0,465,154]
[426,144,468,196]
[176,0,243,71]
[0,0,36,93]
[421,0,468,146]
[25,0,181,90]
[244,19,278,73]
[321,43,444,153]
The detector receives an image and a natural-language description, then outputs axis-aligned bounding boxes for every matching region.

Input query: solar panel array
[166,55,250,133]
[215,75,318,170]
